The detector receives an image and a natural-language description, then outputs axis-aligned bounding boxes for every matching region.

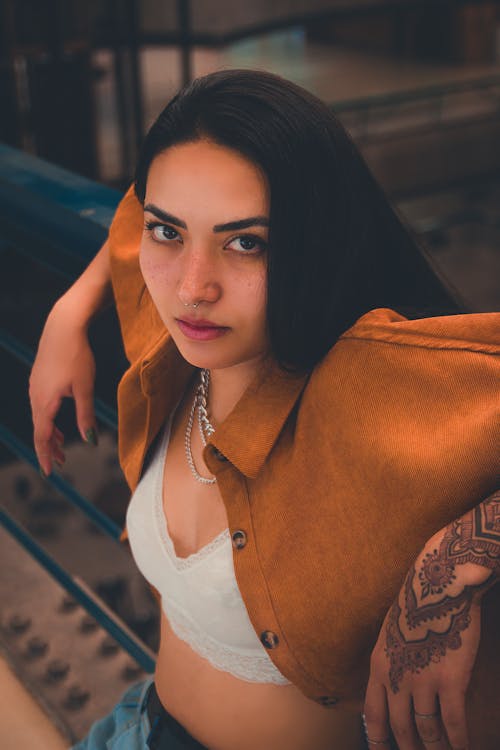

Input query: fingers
[439,686,469,750]
[364,678,391,747]
[50,430,65,466]
[32,394,64,476]
[53,425,64,442]
[36,428,65,477]
[73,378,98,446]
[413,692,449,750]
[386,691,422,750]
[33,384,97,478]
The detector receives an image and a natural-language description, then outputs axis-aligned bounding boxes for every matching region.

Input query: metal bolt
[79,615,98,633]
[60,595,78,613]
[25,636,48,658]
[121,661,142,681]
[8,613,32,634]
[64,684,90,710]
[14,475,31,500]
[26,518,58,538]
[99,636,119,657]
[45,659,70,682]
[30,497,68,516]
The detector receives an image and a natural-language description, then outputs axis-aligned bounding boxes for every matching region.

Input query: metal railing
[0,144,155,674]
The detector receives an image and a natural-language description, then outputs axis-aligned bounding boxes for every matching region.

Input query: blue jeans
[70,677,206,749]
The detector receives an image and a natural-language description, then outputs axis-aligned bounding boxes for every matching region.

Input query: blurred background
[1,1,499,746]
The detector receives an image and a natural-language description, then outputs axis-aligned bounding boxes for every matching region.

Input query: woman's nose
[177,248,221,305]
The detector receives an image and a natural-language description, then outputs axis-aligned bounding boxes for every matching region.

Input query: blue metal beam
[0,329,118,431]
[0,507,156,674]
[0,143,123,267]
[0,424,122,541]
[0,143,121,228]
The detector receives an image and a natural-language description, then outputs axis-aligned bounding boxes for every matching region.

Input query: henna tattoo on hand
[406,564,492,629]
[385,490,500,693]
[419,549,455,598]
[438,492,500,576]
[385,565,493,692]
[385,593,472,693]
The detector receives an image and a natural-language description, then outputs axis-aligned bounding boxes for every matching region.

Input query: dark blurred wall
[1,0,499,185]
[307,2,499,63]
[0,0,99,177]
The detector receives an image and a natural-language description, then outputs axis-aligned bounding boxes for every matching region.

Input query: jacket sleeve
[107,184,166,364]
[312,306,500,543]
[107,186,168,547]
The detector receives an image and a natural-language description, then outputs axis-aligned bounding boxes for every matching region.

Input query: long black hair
[135,68,465,373]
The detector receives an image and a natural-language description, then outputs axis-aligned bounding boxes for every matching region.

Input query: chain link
[184,369,217,484]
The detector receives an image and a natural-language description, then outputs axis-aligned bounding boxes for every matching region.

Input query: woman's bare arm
[364,489,500,750]
[29,240,113,476]
[54,239,113,325]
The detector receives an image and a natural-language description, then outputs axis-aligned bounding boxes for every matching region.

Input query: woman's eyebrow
[144,204,187,228]
[213,217,269,232]
[144,203,269,232]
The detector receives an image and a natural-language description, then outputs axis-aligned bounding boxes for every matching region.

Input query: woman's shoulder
[108,183,143,251]
[305,306,500,404]
[107,183,165,364]
[296,307,499,491]
[337,306,500,354]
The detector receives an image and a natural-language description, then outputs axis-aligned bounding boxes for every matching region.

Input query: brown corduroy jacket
[108,187,500,746]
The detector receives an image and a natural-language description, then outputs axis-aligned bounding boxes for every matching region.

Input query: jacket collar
[138,330,309,479]
[209,357,309,478]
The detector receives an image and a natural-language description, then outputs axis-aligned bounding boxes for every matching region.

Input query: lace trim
[153,411,291,686]
[153,415,231,571]
[163,598,292,685]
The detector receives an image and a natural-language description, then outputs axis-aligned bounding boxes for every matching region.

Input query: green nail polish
[85,428,98,446]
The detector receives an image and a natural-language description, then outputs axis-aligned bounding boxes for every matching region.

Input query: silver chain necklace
[184,369,217,484]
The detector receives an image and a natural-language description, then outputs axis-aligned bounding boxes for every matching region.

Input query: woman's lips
[176,318,230,341]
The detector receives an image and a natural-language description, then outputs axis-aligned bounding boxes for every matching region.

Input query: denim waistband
[145,681,208,749]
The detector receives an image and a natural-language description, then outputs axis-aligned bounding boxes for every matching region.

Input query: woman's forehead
[146,140,270,217]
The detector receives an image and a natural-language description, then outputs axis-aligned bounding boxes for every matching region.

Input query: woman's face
[140,139,270,373]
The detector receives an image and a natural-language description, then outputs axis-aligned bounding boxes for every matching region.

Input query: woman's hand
[363,491,500,750]
[29,298,98,477]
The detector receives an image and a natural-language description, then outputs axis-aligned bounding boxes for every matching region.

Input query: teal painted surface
[0,143,124,266]
[0,423,121,540]
[0,148,155,675]
[0,506,155,673]
[0,328,118,430]
[0,143,121,228]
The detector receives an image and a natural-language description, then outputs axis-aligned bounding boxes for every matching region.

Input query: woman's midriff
[154,611,364,750]
[153,378,364,749]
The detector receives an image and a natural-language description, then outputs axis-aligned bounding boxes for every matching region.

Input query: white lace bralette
[125,408,291,685]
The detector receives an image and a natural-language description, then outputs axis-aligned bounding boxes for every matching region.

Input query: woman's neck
[204,354,268,426]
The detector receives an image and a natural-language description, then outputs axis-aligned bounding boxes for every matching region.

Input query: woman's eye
[227,235,266,254]
[145,222,180,242]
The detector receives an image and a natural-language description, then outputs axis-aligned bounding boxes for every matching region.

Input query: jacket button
[211,447,228,462]
[232,530,247,549]
[317,696,340,706]
[260,630,279,649]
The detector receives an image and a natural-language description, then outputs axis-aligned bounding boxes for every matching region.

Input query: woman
[30,69,499,749]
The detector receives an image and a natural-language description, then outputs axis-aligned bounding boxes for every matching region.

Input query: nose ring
[183,302,200,308]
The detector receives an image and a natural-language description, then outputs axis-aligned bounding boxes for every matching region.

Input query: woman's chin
[176,344,264,374]
[173,342,234,371]
[169,326,269,373]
